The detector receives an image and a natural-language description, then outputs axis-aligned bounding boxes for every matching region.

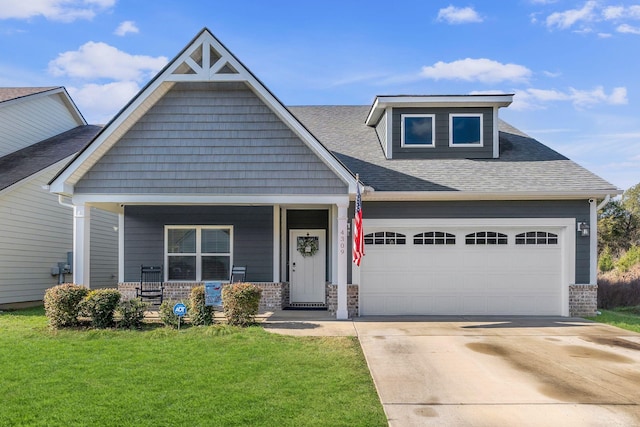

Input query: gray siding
[90,208,118,289]
[75,82,347,195]
[123,205,273,282]
[392,107,493,159]
[350,200,591,284]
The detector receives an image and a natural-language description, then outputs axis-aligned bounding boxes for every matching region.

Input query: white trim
[71,194,350,206]
[362,217,575,317]
[493,106,499,158]
[336,202,349,319]
[401,114,436,148]
[164,225,233,282]
[366,94,513,126]
[330,205,338,284]
[118,213,124,282]
[73,204,91,287]
[359,190,622,201]
[385,107,393,159]
[273,205,280,283]
[449,113,483,147]
[589,199,597,285]
[280,207,287,283]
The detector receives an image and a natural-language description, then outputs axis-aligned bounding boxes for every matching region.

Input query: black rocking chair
[230,265,247,283]
[136,265,164,305]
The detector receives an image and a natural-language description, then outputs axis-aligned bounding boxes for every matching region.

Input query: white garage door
[359,221,569,316]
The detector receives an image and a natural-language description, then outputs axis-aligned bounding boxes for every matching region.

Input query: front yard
[0,307,386,426]
[587,306,640,333]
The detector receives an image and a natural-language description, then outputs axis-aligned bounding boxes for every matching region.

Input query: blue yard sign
[204,281,223,306]
[173,302,187,317]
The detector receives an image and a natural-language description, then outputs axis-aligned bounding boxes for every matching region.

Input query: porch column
[336,201,349,320]
[273,205,280,282]
[73,204,91,287]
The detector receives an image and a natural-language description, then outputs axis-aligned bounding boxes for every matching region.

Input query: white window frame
[449,113,483,147]
[401,114,436,148]
[165,225,233,282]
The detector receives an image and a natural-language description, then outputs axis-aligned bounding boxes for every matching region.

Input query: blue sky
[0,0,638,191]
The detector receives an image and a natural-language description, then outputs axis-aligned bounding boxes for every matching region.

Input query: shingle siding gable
[75,82,347,195]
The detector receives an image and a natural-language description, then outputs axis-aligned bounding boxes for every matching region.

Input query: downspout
[590,195,611,285]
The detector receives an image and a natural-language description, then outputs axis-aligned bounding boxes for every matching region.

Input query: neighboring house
[49,29,621,318]
[0,87,118,306]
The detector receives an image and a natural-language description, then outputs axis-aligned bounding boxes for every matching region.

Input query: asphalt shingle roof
[0,87,59,103]
[0,125,102,191]
[289,105,619,194]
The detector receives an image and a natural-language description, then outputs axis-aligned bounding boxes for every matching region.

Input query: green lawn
[0,307,386,427]
[586,306,640,333]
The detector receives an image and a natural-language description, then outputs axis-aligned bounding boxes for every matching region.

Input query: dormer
[365,94,513,159]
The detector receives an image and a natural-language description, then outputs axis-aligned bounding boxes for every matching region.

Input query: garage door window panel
[365,231,406,245]
[414,231,456,245]
[515,231,558,245]
[465,231,508,245]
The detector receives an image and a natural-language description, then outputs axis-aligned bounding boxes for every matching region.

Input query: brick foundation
[569,284,598,317]
[119,282,287,311]
[326,284,359,318]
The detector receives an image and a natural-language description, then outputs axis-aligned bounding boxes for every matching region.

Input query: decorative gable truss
[168,38,242,81]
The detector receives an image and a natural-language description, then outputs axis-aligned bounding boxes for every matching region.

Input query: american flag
[353,182,364,266]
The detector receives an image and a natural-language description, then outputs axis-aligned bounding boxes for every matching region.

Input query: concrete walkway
[264,313,640,427]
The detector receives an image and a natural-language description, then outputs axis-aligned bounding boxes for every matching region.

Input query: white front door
[289,229,326,303]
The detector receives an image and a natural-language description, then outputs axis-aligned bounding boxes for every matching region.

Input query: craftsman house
[48,29,620,318]
[0,87,117,306]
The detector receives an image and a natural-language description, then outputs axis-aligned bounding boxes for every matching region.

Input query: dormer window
[450,113,483,147]
[401,114,435,147]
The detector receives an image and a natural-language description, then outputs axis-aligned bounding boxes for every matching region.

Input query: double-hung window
[166,226,232,281]
[401,114,436,147]
[450,113,483,147]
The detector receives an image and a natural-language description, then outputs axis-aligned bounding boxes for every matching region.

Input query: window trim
[364,231,407,245]
[401,114,436,148]
[449,113,483,147]
[165,225,233,282]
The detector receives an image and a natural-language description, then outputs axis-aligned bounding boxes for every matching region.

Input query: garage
[358,219,575,316]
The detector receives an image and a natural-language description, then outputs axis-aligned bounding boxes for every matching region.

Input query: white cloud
[0,0,115,22]
[437,6,483,24]
[68,81,140,124]
[603,6,625,20]
[598,32,613,38]
[114,20,139,36]
[617,23,640,34]
[511,86,627,110]
[545,0,597,29]
[542,70,562,77]
[420,58,531,84]
[48,41,167,81]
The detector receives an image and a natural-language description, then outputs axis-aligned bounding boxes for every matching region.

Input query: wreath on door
[297,236,319,257]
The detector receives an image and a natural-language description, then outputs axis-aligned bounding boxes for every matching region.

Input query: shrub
[222,283,262,326]
[159,300,182,328]
[116,298,148,329]
[616,245,640,273]
[189,285,215,326]
[599,248,615,273]
[598,277,640,309]
[44,284,89,328]
[80,289,121,329]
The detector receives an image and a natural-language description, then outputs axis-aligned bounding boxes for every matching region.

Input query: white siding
[0,161,75,304]
[0,93,82,158]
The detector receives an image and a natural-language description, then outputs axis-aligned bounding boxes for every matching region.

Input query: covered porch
[71,198,355,319]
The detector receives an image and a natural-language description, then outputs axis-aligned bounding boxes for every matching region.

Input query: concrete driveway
[354,317,640,427]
